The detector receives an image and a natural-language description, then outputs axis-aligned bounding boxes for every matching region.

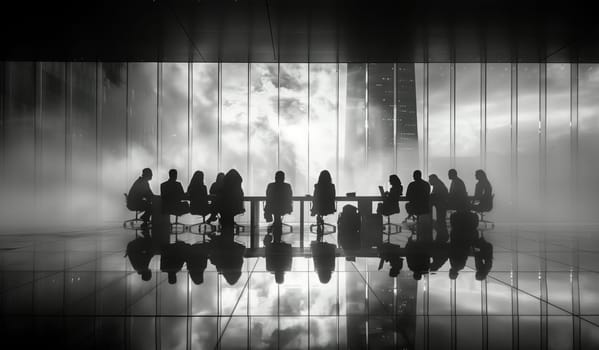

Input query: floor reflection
[1,224,599,349]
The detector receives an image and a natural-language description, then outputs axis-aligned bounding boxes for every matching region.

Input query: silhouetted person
[218,169,245,237]
[160,240,189,284]
[209,234,246,285]
[264,171,293,243]
[185,242,210,285]
[311,241,336,284]
[265,238,292,284]
[377,174,403,216]
[127,168,154,224]
[188,170,210,218]
[161,169,190,217]
[471,169,493,212]
[405,170,431,219]
[429,174,449,242]
[405,236,430,280]
[207,172,225,223]
[474,236,493,280]
[125,236,154,281]
[311,170,336,240]
[447,169,468,210]
[378,242,403,277]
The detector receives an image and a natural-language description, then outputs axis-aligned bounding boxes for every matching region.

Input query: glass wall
[0,62,596,224]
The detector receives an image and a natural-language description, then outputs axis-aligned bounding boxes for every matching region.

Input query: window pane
[221,63,248,179]
[192,63,218,185]
[578,64,599,219]
[396,63,419,182]
[160,63,189,184]
[428,64,451,178]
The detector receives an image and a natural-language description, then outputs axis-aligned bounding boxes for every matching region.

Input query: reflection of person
[449,243,469,280]
[125,236,154,281]
[471,169,493,212]
[127,168,154,224]
[209,234,246,285]
[405,236,430,280]
[378,174,403,216]
[428,174,449,242]
[378,242,403,277]
[186,242,210,285]
[187,171,210,217]
[405,170,431,218]
[161,169,190,216]
[448,169,468,210]
[311,241,336,284]
[474,236,493,280]
[429,241,449,272]
[264,171,293,242]
[160,241,188,284]
[449,204,479,247]
[265,239,292,284]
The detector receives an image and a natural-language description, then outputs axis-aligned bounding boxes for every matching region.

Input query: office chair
[123,193,150,235]
[263,202,293,234]
[474,194,495,230]
[309,202,337,240]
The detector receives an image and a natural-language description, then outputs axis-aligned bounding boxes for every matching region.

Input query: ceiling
[2,0,597,63]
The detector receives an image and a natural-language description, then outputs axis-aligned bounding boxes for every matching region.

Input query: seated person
[310,170,336,236]
[429,174,449,242]
[217,169,245,235]
[337,204,361,250]
[264,171,293,241]
[449,202,479,247]
[405,170,431,219]
[447,169,469,210]
[187,170,210,217]
[207,172,225,223]
[126,168,154,223]
[161,169,190,217]
[471,169,493,212]
[405,236,431,280]
[377,174,403,216]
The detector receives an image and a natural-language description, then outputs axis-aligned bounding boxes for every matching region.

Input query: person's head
[449,269,459,280]
[413,170,422,181]
[168,272,177,284]
[475,271,486,281]
[191,170,204,185]
[317,269,332,284]
[389,174,401,187]
[225,169,242,186]
[190,271,204,285]
[475,169,487,181]
[140,269,152,281]
[448,169,457,180]
[428,174,439,185]
[389,267,400,278]
[318,170,332,185]
[223,270,242,285]
[168,169,177,181]
[413,272,422,280]
[142,168,153,181]
[275,171,285,183]
[275,271,285,284]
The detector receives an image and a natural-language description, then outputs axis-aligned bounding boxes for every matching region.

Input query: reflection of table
[243,195,408,249]
[150,195,171,250]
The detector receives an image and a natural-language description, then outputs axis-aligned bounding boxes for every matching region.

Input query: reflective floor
[1,222,599,349]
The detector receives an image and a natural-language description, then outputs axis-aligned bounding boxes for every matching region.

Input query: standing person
[264,171,293,243]
[429,174,449,242]
[207,172,225,223]
[447,169,468,210]
[471,169,493,212]
[405,170,431,219]
[127,168,154,225]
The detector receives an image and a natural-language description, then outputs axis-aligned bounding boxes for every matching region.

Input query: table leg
[300,200,304,249]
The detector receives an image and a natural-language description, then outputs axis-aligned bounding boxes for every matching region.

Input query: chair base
[268,222,293,234]
[309,222,336,235]
[170,223,186,235]
[123,218,145,230]
[188,222,217,235]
